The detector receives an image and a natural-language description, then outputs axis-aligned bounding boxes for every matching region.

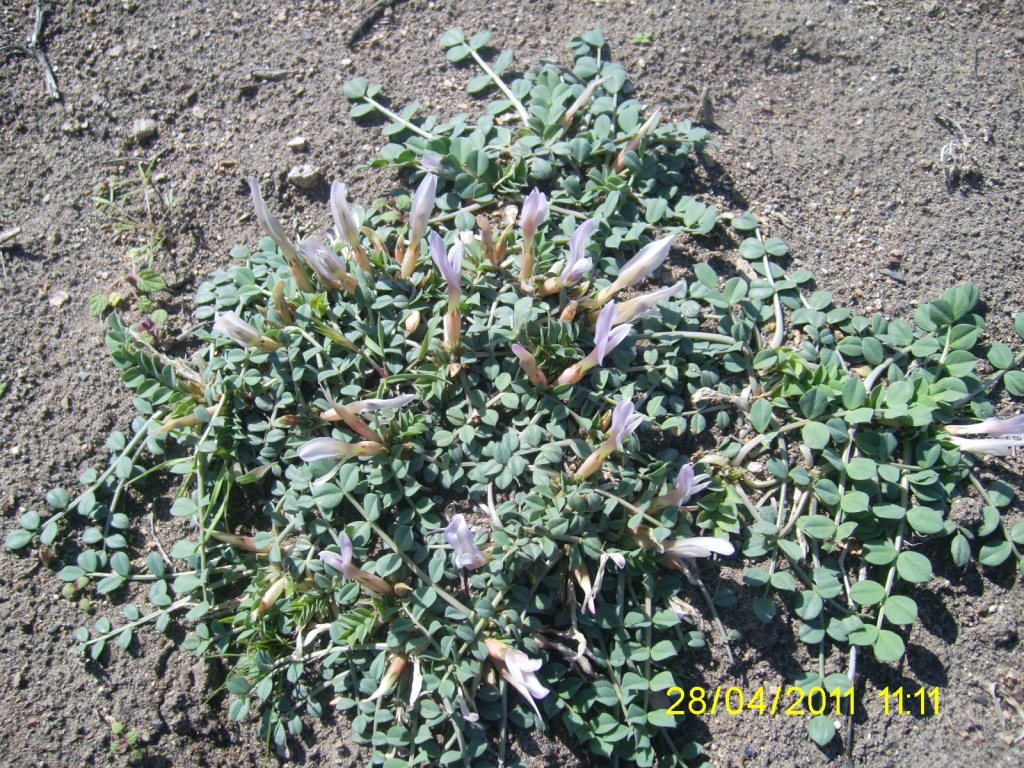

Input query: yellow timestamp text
[878,686,940,715]
[665,685,856,717]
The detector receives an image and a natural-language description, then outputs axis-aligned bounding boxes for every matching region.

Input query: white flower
[595,234,675,305]
[348,394,417,414]
[504,650,550,701]
[663,536,735,560]
[945,413,1024,437]
[296,437,382,461]
[213,311,260,346]
[948,435,1024,456]
[614,282,686,326]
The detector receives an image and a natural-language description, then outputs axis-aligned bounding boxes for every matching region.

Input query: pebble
[287,136,309,152]
[48,290,70,308]
[287,164,321,189]
[130,117,158,144]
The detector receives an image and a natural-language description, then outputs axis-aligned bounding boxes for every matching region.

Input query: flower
[485,638,549,719]
[319,533,392,594]
[367,654,409,702]
[573,396,644,479]
[654,462,713,508]
[429,230,463,350]
[213,311,260,345]
[594,234,675,306]
[319,390,412,440]
[419,153,444,174]
[429,231,463,302]
[247,176,298,261]
[614,282,686,326]
[511,343,547,386]
[560,217,598,286]
[247,176,313,291]
[296,437,384,461]
[348,394,417,414]
[947,435,1024,456]
[319,535,357,578]
[945,413,1024,437]
[520,188,549,243]
[401,173,438,277]
[298,237,357,293]
[608,398,644,449]
[556,301,632,385]
[329,180,371,270]
[443,514,488,570]
[662,536,735,560]
[518,188,549,288]
[213,311,280,352]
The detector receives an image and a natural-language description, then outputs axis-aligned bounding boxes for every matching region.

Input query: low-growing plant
[9,28,1024,768]
[90,151,176,320]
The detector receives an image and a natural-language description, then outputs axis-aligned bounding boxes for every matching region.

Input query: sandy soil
[1,1,1022,766]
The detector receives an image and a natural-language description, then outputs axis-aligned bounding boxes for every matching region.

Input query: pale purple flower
[247,177,298,260]
[298,237,350,286]
[329,181,362,251]
[555,301,632,386]
[663,536,735,560]
[614,282,686,326]
[443,514,488,570]
[419,153,444,174]
[560,218,598,286]
[320,533,392,594]
[213,311,261,346]
[591,301,632,365]
[409,173,438,247]
[519,189,549,241]
[657,463,713,508]
[607,552,626,569]
[429,231,463,297]
[608,398,644,450]
[595,234,675,305]
[945,413,1024,437]
[948,435,1024,456]
[348,394,416,414]
[319,534,358,578]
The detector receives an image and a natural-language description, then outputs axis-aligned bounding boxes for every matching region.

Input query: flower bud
[405,310,422,334]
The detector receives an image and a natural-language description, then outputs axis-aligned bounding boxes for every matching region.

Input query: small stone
[48,290,70,308]
[287,164,321,189]
[60,395,71,411]
[287,136,309,152]
[107,44,124,57]
[130,117,158,144]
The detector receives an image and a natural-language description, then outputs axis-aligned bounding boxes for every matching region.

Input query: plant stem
[363,95,435,139]
[467,48,531,124]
